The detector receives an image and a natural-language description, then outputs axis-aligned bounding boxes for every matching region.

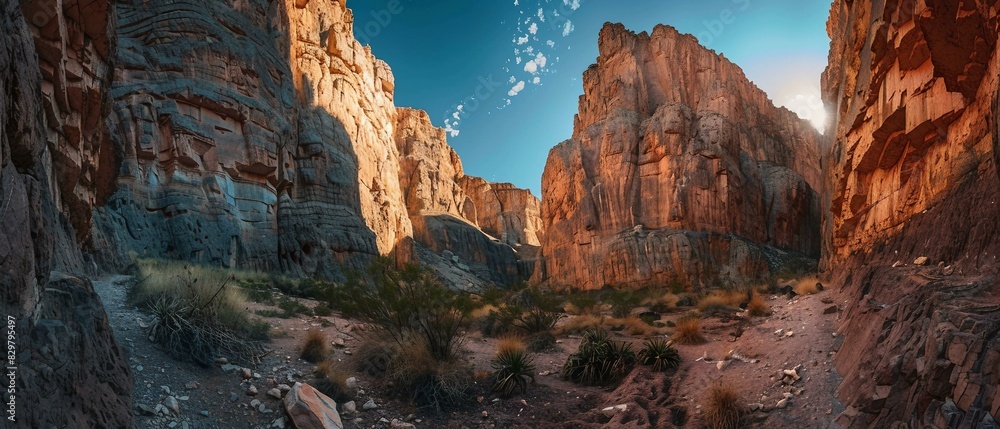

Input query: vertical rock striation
[535,23,822,291]
[823,1,1000,427]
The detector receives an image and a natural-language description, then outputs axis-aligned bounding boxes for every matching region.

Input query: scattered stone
[161,385,171,395]
[200,410,209,417]
[716,360,730,370]
[241,368,253,379]
[137,404,157,416]
[342,401,357,414]
[343,350,352,356]
[230,393,239,402]
[913,256,929,266]
[600,404,629,417]
[136,365,143,372]
[776,398,789,409]
[943,265,955,276]
[247,385,258,396]
[163,396,180,416]
[284,383,343,429]
[215,357,229,365]
[271,417,287,428]
[154,403,168,416]
[390,419,416,429]
[332,338,346,348]
[184,381,200,390]
[221,364,240,373]
[178,396,189,401]
[823,305,838,315]
[363,399,378,410]
[278,384,292,393]
[268,388,283,400]
[252,399,262,408]
[482,411,489,418]
[379,418,391,424]
[785,331,794,337]
[345,377,358,390]
[748,403,763,412]
[538,370,552,376]
[258,403,268,413]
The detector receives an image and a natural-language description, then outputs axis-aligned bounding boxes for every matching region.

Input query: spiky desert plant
[300,329,328,363]
[638,338,681,371]
[704,383,747,429]
[490,338,536,397]
[562,329,636,386]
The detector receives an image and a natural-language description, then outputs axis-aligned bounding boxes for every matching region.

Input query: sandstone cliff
[823,1,1000,427]
[89,0,540,285]
[534,23,822,291]
[2,0,134,427]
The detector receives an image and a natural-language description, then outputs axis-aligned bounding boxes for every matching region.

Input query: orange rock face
[823,1,1000,426]
[534,23,822,291]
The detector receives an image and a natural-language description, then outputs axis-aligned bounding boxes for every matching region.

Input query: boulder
[284,383,344,429]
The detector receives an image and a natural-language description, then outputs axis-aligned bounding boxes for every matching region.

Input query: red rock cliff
[823,0,1000,426]
[535,23,822,291]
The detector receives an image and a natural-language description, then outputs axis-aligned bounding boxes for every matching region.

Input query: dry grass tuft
[556,314,603,335]
[621,316,656,337]
[672,316,706,345]
[314,360,352,402]
[496,336,527,355]
[643,292,681,312]
[746,292,771,317]
[300,329,329,363]
[704,383,747,429]
[793,277,821,295]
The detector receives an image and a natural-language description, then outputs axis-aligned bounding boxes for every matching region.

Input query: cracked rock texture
[534,23,822,291]
[823,1,1000,427]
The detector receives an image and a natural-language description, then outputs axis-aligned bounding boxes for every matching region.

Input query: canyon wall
[823,0,1000,427]
[1,0,134,427]
[88,0,540,285]
[535,23,822,291]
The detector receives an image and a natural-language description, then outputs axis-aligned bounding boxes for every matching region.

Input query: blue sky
[350,0,832,196]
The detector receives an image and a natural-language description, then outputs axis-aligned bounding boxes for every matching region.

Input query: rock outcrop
[534,23,822,291]
[823,1,1000,427]
[89,0,540,285]
[2,0,134,427]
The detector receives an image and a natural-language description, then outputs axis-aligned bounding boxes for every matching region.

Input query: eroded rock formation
[1,0,134,427]
[534,23,822,291]
[823,1,1000,427]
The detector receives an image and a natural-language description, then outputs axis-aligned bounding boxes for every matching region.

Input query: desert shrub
[793,276,821,295]
[673,315,706,345]
[314,360,352,403]
[638,338,680,371]
[644,292,681,313]
[563,329,636,386]
[604,289,644,318]
[704,383,747,429]
[330,258,474,362]
[620,316,656,336]
[312,304,333,317]
[300,329,329,363]
[352,337,397,377]
[565,292,599,315]
[746,292,771,317]
[384,340,473,412]
[491,338,535,397]
[524,331,557,352]
[697,289,748,314]
[479,286,562,338]
[137,260,269,366]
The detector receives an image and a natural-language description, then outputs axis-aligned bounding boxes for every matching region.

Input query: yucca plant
[562,329,636,386]
[638,338,681,371]
[490,347,536,397]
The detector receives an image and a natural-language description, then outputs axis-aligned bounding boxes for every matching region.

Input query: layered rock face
[823,1,1000,427]
[90,0,540,284]
[535,23,822,291]
[1,0,133,427]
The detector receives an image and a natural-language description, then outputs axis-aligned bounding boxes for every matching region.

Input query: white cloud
[528,23,538,35]
[509,76,517,83]
[508,81,526,96]
[563,0,580,10]
[524,60,538,74]
[517,35,529,45]
[515,57,522,64]
[533,77,541,84]
[562,21,574,37]
[546,40,555,48]
[537,8,545,22]
[535,52,547,68]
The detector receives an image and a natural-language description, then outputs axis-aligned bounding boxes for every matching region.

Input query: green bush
[638,338,681,371]
[562,329,636,386]
[491,348,536,397]
[330,257,474,362]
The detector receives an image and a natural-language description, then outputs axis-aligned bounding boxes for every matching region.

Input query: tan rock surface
[823,1,1000,426]
[535,23,822,291]
[284,382,344,429]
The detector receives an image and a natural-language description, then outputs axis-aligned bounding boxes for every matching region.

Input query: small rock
[716,360,730,370]
[601,404,628,417]
[161,385,171,395]
[135,365,143,372]
[200,410,209,417]
[342,401,357,414]
[184,381,200,390]
[241,368,253,379]
[154,403,168,416]
[332,338,346,348]
[251,399,262,408]
[215,357,229,365]
[363,399,378,410]
[229,393,238,402]
[538,370,551,376]
[823,305,838,315]
[913,256,929,266]
[748,403,763,412]
[163,396,180,415]
[776,398,788,409]
[277,384,292,393]
[178,396,189,401]
[482,411,489,418]
[137,404,157,416]
[220,364,240,373]
[379,417,390,424]
[785,331,794,337]
[943,265,955,276]
[390,419,416,429]
[343,350,352,355]
[345,377,358,389]
[268,388,283,400]
[247,385,258,396]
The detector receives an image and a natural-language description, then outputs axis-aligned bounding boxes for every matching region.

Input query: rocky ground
[96,275,846,428]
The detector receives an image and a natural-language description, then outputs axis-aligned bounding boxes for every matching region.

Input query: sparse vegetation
[300,329,329,363]
[704,383,747,429]
[563,329,636,386]
[556,314,604,335]
[314,360,352,403]
[697,289,747,315]
[384,341,473,412]
[673,315,706,345]
[135,260,269,366]
[638,338,681,371]
[793,277,821,296]
[490,337,536,397]
[746,292,771,317]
